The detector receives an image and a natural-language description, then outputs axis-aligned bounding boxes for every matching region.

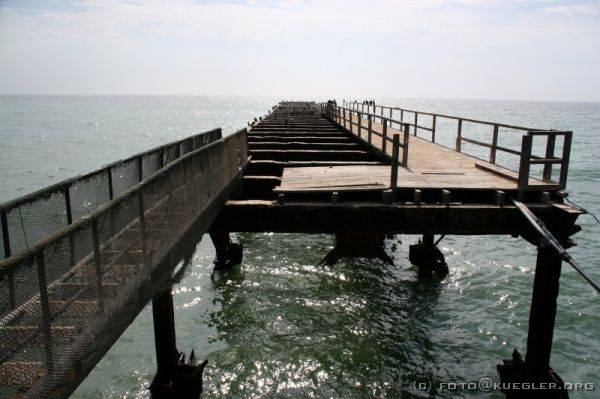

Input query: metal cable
[564,197,600,225]
[512,199,600,294]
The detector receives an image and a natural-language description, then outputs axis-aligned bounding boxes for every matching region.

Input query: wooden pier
[0,101,584,398]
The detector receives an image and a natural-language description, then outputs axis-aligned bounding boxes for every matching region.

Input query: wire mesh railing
[0,129,222,262]
[0,128,248,398]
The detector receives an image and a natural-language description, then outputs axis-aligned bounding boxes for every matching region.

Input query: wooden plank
[275,163,530,193]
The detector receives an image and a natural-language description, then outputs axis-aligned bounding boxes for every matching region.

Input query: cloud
[0,0,599,99]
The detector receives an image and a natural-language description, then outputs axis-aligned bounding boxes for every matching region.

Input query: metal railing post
[432,115,437,143]
[358,112,362,138]
[456,119,463,152]
[368,115,372,144]
[402,123,410,167]
[414,113,418,136]
[138,189,149,268]
[490,125,499,164]
[107,167,114,200]
[382,119,388,154]
[64,186,75,267]
[518,134,533,200]
[559,132,572,189]
[2,209,10,259]
[137,156,143,182]
[2,210,15,309]
[91,218,105,312]
[543,132,556,181]
[36,250,54,373]
[390,134,400,202]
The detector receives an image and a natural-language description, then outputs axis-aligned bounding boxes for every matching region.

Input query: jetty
[0,101,583,398]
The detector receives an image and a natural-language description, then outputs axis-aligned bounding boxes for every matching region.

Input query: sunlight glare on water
[0,96,598,398]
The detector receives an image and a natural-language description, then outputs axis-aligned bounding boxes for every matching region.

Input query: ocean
[0,95,598,398]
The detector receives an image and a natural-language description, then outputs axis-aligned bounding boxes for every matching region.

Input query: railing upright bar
[358,112,362,138]
[107,167,114,200]
[382,119,388,154]
[368,115,373,144]
[64,186,75,267]
[490,125,499,164]
[2,210,10,260]
[559,132,572,189]
[402,123,410,167]
[137,156,143,182]
[2,209,16,308]
[37,250,54,373]
[414,112,418,136]
[138,190,149,268]
[543,133,557,181]
[518,134,533,199]
[456,119,463,152]
[91,219,105,312]
[432,115,437,143]
[391,134,400,200]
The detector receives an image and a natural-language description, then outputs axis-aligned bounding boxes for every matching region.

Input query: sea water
[0,96,598,398]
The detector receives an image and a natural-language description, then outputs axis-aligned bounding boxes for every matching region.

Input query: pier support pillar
[321,231,393,265]
[408,234,448,277]
[209,229,243,271]
[497,243,568,398]
[150,288,208,399]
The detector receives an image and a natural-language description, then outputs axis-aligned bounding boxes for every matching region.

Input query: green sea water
[0,96,598,398]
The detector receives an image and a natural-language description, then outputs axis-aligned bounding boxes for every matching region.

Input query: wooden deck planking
[275,113,547,193]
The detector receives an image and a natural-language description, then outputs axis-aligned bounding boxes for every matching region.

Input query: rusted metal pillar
[497,242,568,398]
[150,288,209,399]
[526,243,562,374]
[151,288,179,392]
[408,233,448,278]
[209,229,243,271]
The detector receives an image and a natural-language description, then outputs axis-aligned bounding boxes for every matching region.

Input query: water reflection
[203,233,445,398]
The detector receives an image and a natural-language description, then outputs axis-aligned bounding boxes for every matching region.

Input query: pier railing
[0,129,248,398]
[0,129,222,262]
[328,101,572,194]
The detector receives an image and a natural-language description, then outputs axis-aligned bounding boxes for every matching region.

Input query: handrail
[0,128,222,260]
[0,129,243,275]
[0,127,249,398]
[323,101,572,196]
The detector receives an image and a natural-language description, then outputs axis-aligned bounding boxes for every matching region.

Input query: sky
[0,0,599,101]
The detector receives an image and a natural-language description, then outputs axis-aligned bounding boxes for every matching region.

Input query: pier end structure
[213,101,584,398]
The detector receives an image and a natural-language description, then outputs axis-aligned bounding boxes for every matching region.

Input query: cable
[512,199,600,294]
[564,197,600,225]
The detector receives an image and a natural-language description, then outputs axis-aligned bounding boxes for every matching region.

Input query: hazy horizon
[1,1,599,102]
